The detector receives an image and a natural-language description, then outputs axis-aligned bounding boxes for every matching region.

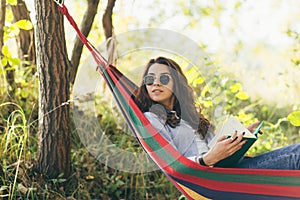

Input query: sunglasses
[143,74,172,86]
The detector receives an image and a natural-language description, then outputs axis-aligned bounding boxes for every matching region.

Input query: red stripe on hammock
[58,4,107,67]
[57,4,300,198]
[105,67,300,198]
[107,67,300,176]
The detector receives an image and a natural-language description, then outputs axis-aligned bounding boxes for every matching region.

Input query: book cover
[210,116,263,167]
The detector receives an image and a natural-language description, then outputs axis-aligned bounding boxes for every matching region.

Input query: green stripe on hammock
[101,66,300,187]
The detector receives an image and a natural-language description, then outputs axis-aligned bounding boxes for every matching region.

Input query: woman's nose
[153,79,160,86]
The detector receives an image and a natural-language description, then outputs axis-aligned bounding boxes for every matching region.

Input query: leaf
[8,57,21,67]
[15,20,33,30]
[18,183,28,195]
[1,57,8,66]
[192,76,205,87]
[195,76,205,85]
[230,83,242,93]
[234,2,242,9]
[7,0,17,5]
[2,45,11,57]
[20,89,29,98]
[287,111,300,126]
[235,91,249,100]
[9,24,20,36]
[201,100,213,108]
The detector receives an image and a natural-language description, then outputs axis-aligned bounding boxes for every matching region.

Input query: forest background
[1,0,300,199]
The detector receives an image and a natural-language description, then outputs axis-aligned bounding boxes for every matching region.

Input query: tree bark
[1,0,16,98]
[69,0,100,86]
[11,0,36,66]
[102,0,116,64]
[102,0,116,40]
[34,0,71,178]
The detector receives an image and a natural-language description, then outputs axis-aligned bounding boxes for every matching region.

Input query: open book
[208,116,264,167]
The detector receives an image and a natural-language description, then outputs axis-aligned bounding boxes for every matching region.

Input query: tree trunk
[102,0,116,40]
[69,0,100,86]
[102,0,116,64]
[11,0,36,67]
[1,0,16,98]
[34,0,71,178]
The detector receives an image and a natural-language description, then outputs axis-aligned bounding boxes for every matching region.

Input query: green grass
[0,102,181,200]
[0,68,299,199]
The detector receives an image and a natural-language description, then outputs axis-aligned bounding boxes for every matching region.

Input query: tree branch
[102,0,116,40]
[69,0,100,86]
[11,0,36,66]
[102,0,116,64]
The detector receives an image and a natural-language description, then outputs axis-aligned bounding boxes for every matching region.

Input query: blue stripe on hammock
[101,65,300,198]
[58,3,300,199]
[171,175,300,200]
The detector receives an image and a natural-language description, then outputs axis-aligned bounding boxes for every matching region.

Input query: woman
[136,56,300,169]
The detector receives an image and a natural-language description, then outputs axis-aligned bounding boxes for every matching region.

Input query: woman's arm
[201,131,246,166]
[195,132,213,156]
[199,120,262,166]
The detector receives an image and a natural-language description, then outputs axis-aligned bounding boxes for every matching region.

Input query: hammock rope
[55,2,300,199]
[55,0,108,70]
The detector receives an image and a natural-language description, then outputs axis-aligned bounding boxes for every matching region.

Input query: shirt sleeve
[195,130,215,156]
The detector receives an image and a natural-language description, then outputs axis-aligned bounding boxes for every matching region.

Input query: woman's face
[145,63,174,110]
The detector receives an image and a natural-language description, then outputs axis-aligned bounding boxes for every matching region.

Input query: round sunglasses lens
[144,76,154,85]
[160,75,170,85]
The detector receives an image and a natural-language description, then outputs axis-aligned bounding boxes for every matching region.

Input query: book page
[208,116,255,148]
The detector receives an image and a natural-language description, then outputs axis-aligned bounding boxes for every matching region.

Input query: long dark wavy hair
[135,56,211,137]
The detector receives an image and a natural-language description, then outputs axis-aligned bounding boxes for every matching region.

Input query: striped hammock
[56,3,300,199]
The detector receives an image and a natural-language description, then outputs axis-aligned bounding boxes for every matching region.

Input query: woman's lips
[152,89,163,94]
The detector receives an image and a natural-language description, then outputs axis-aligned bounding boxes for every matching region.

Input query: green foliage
[66,147,180,200]
[187,63,299,157]
[0,103,34,199]
[0,99,181,199]
[1,61,299,200]
[2,8,32,41]
[0,12,38,197]
[7,0,18,6]
[15,20,33,31]
[286,29,300,66]
[1,45,21,68]
[1,1,300,199]
[287,111,300,126]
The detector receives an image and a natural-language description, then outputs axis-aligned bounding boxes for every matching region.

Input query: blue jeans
[234,143,300,170]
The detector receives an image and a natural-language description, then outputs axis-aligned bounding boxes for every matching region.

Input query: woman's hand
[202,131,247,166]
